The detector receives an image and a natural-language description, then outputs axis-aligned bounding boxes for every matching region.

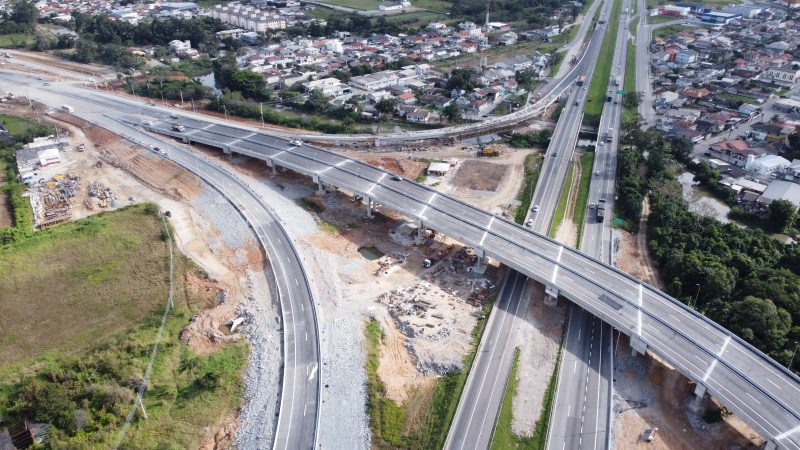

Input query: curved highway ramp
[149,115,800,450]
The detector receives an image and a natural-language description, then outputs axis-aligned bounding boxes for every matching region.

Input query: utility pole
[690,283,701,309]
[790,341,799,372]
[180,90,184,106]
[260,102,265,128]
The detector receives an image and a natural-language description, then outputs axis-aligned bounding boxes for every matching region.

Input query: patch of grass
[365,320,407,446]
[366,295,496,449]
[0,204,246,448]
[416,174,428,183]
[319,0,381,10]
[549,160,576,238]
[622,29,639,124]
[489,348,521,450]
[318,220,338,234]
[574,151,595,247]
[296,197,324,214]
[515,153,544,224]
[412,0,451,13]
[0,205,174,367]
[0,114,52,137]
[583,0,622,126]
[489,327,563,449]
[653,24,691,39]
[717,92,759,105]
[646,15,683,24]
[0,33,33,48]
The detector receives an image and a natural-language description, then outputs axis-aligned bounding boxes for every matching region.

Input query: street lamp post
[690,283,701,309]
[790,341,799,371]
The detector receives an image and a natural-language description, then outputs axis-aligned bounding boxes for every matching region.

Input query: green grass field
[718,91,759,105]
[0,114,51,137]
[583,0,622,126]
[515,153,544,224]
[412,0,451,13]
[653,24,692,38]
[318,0,382,10]
[647,15,683,24]
[574,151,595,248]
[0,33,33,48]
[622,28,639,124]
[549,160,575,238]
[489,335,563,449]
[0,204,246,448]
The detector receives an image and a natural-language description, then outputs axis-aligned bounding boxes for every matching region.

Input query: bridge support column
[544,284,559,305]
[365,197,375,219]
[630,334,647,356]
[374,138,381,148]
[223,146,232,155]
[472,247,488,275]
[266,158,276,175]
[414,219,427,242]
[182,137,189,144]
[764,441,778,450]
[689,383,708,414]
[312,175,325,195]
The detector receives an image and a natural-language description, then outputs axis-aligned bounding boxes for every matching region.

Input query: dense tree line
[648,191,800,366]
[613,125,800,370]
[508,129,552,148]
[0,0,38,34]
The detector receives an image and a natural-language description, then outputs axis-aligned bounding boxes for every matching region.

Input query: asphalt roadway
[548,1,632,448]
[0,72,321,450]
[442,0,616,447]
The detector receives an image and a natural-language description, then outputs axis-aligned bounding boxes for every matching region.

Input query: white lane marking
[551,246,563,283]
[637,283,643,336]
[300,302,305,311]
[479,217,495,247]
[308,364,318,381]
[428,192,438,203]
[767,379,782,390]
[568,404,571,417]
[746,392,761,405]
[305,331,308,341]
[294,278,299,286]
[318,158,350,174]
[703,335,732,381]
[303,403,307,417]
[573,360,577,374]
[776,423,800,440]
[366,173,387,195]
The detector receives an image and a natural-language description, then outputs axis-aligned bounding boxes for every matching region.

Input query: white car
[532,205,540,212]
[290,139,303,146]
[526,219,533,227]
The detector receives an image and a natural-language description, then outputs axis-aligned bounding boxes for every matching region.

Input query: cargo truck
[596,205,605,222]
[576,75,586,86]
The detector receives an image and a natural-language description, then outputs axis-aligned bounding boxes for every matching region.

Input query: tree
[230,70,266,100]
[375,97,397,115]
[442,102,462,124]
[303,89,330,113]
[622,91,642,109]
[446,68,476,91]
[725,296,792,353]
[769,199,798,233]
[9,0,38,31]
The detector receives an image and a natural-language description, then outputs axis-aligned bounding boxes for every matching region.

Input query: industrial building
[211,4,287,32]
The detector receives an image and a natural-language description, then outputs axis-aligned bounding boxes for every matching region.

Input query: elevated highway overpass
[150,115,800,450]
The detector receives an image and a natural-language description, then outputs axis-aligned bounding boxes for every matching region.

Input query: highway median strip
[515,152,545,224]
[548,158,576,238]
[583,0,623,126]
[574,151,596,248]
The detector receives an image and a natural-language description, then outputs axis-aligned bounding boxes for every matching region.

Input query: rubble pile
[30,174,80,227]
[84,181,115,210]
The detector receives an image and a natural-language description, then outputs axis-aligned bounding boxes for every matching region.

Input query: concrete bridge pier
[630,333,648,356]
[182,136,189,144]
[763,441,778,450]
[544,283,559,306]
[266,158,276,175]
[689,383,708,414]
[223,146,232,155]
[472,247,488,275]
[365,197,375,219]
[312,175,326,195]
[374,138,381,148]
[414,219,427,243]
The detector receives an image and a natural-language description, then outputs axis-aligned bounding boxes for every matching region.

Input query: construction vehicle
[476,136,500,157]
[596,205,605,222]
[171,123,185,132]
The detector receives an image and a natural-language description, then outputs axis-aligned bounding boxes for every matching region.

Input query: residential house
[763,65,800,86]
[406,109,432,123]
[302,78,345,97]
[746,153,791,174]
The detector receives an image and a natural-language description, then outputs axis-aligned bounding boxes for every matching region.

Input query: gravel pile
[233,270,282,450]
[194,184,252,249]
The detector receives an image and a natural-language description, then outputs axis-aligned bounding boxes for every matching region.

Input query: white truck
[61,104,74,113]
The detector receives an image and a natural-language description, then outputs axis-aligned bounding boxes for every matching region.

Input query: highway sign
[615,90,624,94]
